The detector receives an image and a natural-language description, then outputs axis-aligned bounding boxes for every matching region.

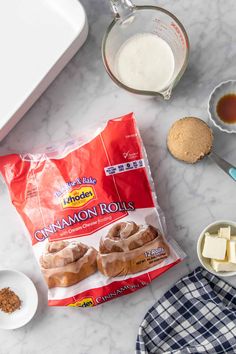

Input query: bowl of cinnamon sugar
[0,269,38,329]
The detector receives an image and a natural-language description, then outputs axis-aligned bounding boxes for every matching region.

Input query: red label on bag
[0,114,154,245]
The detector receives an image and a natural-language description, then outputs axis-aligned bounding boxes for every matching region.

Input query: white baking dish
[0,0,88,141]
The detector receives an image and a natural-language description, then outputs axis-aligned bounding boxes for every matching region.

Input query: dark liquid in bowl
[217,94,236,124]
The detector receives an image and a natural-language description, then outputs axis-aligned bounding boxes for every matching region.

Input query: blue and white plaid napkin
[136,267,236,354]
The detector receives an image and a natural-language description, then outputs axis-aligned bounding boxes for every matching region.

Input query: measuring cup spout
[161,86,173,100]
[109,0,135,19]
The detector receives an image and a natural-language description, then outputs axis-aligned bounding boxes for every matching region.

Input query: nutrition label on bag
[104,159,145,176]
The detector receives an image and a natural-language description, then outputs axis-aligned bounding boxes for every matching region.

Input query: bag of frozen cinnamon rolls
[0,113,185,307]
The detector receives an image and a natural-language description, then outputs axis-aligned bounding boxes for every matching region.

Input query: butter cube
[205,232,218,237]
[218,226,231,240]
[211,259,236,272]
[227,241,236,263]
[202,235,226,260]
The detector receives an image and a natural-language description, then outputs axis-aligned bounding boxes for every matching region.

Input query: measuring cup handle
[209,151,236,182]
[109,0,135,19]
[229,168,236,181]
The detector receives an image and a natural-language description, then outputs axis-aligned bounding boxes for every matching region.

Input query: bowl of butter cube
[197,220,236,276]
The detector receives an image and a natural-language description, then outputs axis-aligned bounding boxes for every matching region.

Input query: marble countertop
[0,0,236,353]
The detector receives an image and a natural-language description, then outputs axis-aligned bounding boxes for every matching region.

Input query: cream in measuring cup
[115,33,175,92]
[102,0,189,99]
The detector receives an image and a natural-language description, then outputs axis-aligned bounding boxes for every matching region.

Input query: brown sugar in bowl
[167,117,213,164]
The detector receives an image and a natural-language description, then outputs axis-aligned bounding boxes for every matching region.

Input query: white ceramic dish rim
[208,80,236,134]
[0,269,38,330]
[0,0,88,141]
[197,219,236,277]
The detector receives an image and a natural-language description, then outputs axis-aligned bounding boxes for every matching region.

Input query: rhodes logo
[68,298,94,308]
[61,186,95,209]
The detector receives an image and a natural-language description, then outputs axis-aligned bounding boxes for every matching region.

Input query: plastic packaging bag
[0,113,185,307]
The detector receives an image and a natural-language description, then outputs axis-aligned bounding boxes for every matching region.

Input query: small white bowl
[208,80,236,134]
[197,220,236,277]
[0,269,38,330]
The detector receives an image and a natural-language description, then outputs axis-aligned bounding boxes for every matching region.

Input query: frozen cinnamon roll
[97,222,169,277]
[40,240,97,288]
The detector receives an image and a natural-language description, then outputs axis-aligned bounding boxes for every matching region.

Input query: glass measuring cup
[102,0,189,99]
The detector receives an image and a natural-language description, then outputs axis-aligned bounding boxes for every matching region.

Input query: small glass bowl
[208,80,236,134]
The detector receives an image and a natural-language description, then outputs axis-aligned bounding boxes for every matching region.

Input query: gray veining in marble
[0,0,236,353]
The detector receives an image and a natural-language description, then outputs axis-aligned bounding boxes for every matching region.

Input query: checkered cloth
[136,267,236,354]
